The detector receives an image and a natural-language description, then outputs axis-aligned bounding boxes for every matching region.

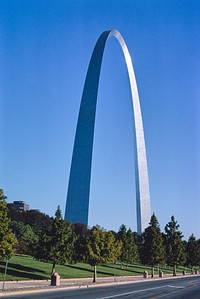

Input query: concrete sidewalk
[0,275,143,292]
[1,273,199,296]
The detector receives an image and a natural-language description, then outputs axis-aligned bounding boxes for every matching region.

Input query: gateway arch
[65,30,151,234]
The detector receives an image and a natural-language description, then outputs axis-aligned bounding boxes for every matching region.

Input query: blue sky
[1,0,199,239]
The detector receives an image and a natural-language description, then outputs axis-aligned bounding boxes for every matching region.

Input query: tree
[10,221,38,255]
[86,225,122,282]
[8,208,52,236]
[126,229,138,263]
[141,214,165,277]
[133,232,143,262]
[0,189,16,259]
[34,206,74,276]
[49,206,74,274]
[117,224,127,267]
[164,216,186,276]
[117,225,138,266]
[186,234,200,271]
[72,223,88,263]
[34,227,52,262]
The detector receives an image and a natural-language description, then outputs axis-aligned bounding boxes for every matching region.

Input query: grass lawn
[0,255,192,281]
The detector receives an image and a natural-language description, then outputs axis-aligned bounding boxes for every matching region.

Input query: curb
[0,274,199,297]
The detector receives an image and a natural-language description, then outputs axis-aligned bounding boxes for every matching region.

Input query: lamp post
[2,258,9,291]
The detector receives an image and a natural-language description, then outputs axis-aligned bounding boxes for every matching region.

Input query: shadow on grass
[66,264,93,274]
[66,264,115,277]
[0,267,48,280]
[0,261,46,274]
[0,261,48,280]
[100,264,143,275]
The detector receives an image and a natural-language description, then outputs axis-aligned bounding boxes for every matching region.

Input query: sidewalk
[0,275,143,291]
[0,273,198,296]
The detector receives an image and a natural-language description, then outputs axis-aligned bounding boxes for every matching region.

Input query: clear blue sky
[1,0,199,239]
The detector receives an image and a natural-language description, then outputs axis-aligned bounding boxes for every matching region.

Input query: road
[2,276,200,299]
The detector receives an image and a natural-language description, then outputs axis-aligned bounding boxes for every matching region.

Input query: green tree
[0,189,16,259]
[86,225,122,282]
[34,206,74,276]
[186,234,200,271]
[117,224,127,267]
[141,214,165,277]
[126,229,138,263]
[10,221,38,255]
[34,227,52,262]
[72,223,88,263]
[133,232,143,262]
[49,206,74,274]
[117,225,138,266]
[8,208,52,236]
[164,216,186,276]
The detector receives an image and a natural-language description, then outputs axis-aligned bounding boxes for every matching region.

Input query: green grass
[0,256,193,281]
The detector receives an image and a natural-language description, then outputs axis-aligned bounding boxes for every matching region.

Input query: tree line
[1,189,200,281]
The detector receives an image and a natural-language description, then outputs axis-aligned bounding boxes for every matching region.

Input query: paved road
[2,276,200,299]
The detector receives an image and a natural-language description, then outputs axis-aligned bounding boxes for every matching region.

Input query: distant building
[7,201,29,212]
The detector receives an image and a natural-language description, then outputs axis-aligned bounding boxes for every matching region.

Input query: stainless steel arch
[65,29,151,233]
